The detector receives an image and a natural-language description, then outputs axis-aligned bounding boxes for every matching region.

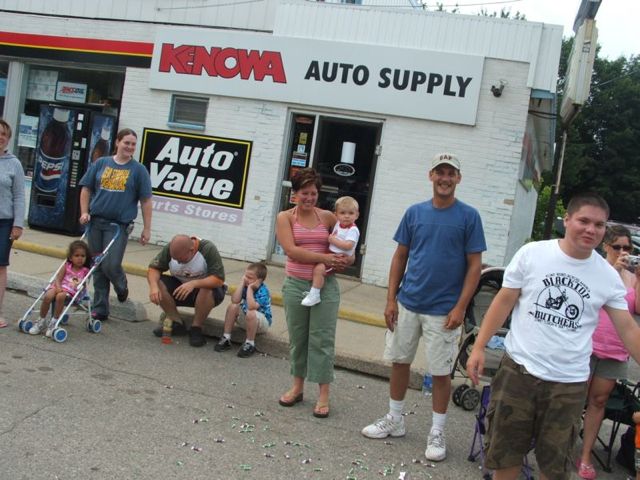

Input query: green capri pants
[282,275,340,384]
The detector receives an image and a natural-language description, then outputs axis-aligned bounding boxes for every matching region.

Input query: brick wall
[362,59,531,284]
[1,8,550,287]
[121,58,531,286]
[121,68,287,262]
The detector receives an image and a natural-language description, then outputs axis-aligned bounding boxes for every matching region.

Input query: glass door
[271,112,382,278]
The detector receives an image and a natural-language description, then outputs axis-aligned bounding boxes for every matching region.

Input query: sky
[439,0,638,60]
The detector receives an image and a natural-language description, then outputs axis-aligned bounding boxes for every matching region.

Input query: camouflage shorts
[484,355,587,480]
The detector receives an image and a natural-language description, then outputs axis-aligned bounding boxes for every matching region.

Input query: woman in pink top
[578,225,640,479]
[275,168,353,418]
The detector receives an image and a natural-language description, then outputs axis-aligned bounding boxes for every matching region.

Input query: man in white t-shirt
[147,235,226,347]
[467,193,640,480]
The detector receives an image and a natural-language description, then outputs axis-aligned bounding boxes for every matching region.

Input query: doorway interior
[272,112,382,278]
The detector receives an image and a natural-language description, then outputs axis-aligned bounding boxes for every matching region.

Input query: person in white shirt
[301,196,360,307]
[467,193,640,480]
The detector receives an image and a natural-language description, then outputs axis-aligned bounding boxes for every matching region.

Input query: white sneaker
[425,430,447,461]
[45,318,58,338]
[28,318,48,335]
[301,291,321,307]
[361,414,406,439]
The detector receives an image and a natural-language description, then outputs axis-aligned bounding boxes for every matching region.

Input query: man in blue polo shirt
[362,153,486,462]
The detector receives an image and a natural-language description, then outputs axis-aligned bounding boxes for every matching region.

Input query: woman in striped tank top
[276,168,353,418]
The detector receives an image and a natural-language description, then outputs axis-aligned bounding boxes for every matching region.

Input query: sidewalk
[9,227,428,385]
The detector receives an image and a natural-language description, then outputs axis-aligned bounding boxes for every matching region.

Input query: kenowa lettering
[159,43,287,83]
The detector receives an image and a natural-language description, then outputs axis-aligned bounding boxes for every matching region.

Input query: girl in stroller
[29,240,91,337]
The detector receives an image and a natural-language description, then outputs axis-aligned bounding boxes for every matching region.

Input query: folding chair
[589,379,640,472]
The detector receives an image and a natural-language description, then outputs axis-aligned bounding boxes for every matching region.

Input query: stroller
[17,223,121,343]
[468,385,535,480]
[451,267,510,411]
[453,267,534,479]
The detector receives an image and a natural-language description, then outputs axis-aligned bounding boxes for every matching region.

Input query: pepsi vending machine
[28,105,115,235]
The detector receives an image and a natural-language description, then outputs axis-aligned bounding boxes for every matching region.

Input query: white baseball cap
[431,153,461,171]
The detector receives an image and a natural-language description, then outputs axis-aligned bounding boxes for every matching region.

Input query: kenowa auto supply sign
[149,28,484,125]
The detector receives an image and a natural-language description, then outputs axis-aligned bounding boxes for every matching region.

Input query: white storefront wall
[0,6,559,286]
[122,54,530,286]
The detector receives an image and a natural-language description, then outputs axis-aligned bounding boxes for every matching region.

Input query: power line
[596,69,639,88]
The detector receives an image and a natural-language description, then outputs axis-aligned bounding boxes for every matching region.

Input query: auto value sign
[149,28,484,126]
[139,128,252,212]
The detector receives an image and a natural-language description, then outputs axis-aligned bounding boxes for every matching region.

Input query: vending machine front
[88,113,116,164]
[28,105,91,235]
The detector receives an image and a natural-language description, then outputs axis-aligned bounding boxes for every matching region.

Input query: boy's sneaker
[214,337,232,352]
[237,342,256,358]
[28,318,48,335]
[424,430,447,462]
[361,414,406,439]
[301,291,321,307]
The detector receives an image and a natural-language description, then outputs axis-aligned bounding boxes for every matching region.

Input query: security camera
[491,79,507,97]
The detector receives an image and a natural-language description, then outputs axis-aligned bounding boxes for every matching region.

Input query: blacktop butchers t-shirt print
[530,273,590,331]
[100,167,130,192]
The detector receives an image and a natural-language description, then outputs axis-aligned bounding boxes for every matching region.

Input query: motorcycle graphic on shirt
[530,273,589,331]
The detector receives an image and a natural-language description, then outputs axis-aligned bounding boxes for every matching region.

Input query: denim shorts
[0,218,14,267]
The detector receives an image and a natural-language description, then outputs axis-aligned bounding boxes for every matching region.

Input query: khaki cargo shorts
[237,309,270,335]
[484,355,587,480]
[383,303,460,375]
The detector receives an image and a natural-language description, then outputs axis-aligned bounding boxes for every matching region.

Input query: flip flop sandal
[576,460,596,480]
[279,390,303,407]
[313,401,330,418]
[0,319,8,328]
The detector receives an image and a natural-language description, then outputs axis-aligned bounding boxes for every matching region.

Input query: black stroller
[453,267,533,478]
[451,267,510,411]
[468,385,535,480]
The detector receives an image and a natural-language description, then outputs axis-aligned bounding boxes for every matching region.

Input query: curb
[8,269,422,388]
[8,271,149,323]
[179,313,424,389]
[12,240,386,328]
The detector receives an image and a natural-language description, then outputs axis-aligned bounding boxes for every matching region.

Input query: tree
[556,41,640,223]
[421,3,525,19]
[531,185,566,240]
[477,7,526,19]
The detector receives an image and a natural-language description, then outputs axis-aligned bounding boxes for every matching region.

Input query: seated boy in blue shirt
[215,262,272,358]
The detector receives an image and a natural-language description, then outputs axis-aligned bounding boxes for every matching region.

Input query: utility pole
[542,0,600,239]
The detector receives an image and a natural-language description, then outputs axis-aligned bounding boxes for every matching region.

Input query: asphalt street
[0,289,634,480]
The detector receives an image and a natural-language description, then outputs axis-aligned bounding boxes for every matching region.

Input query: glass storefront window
[16,64,124,177]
